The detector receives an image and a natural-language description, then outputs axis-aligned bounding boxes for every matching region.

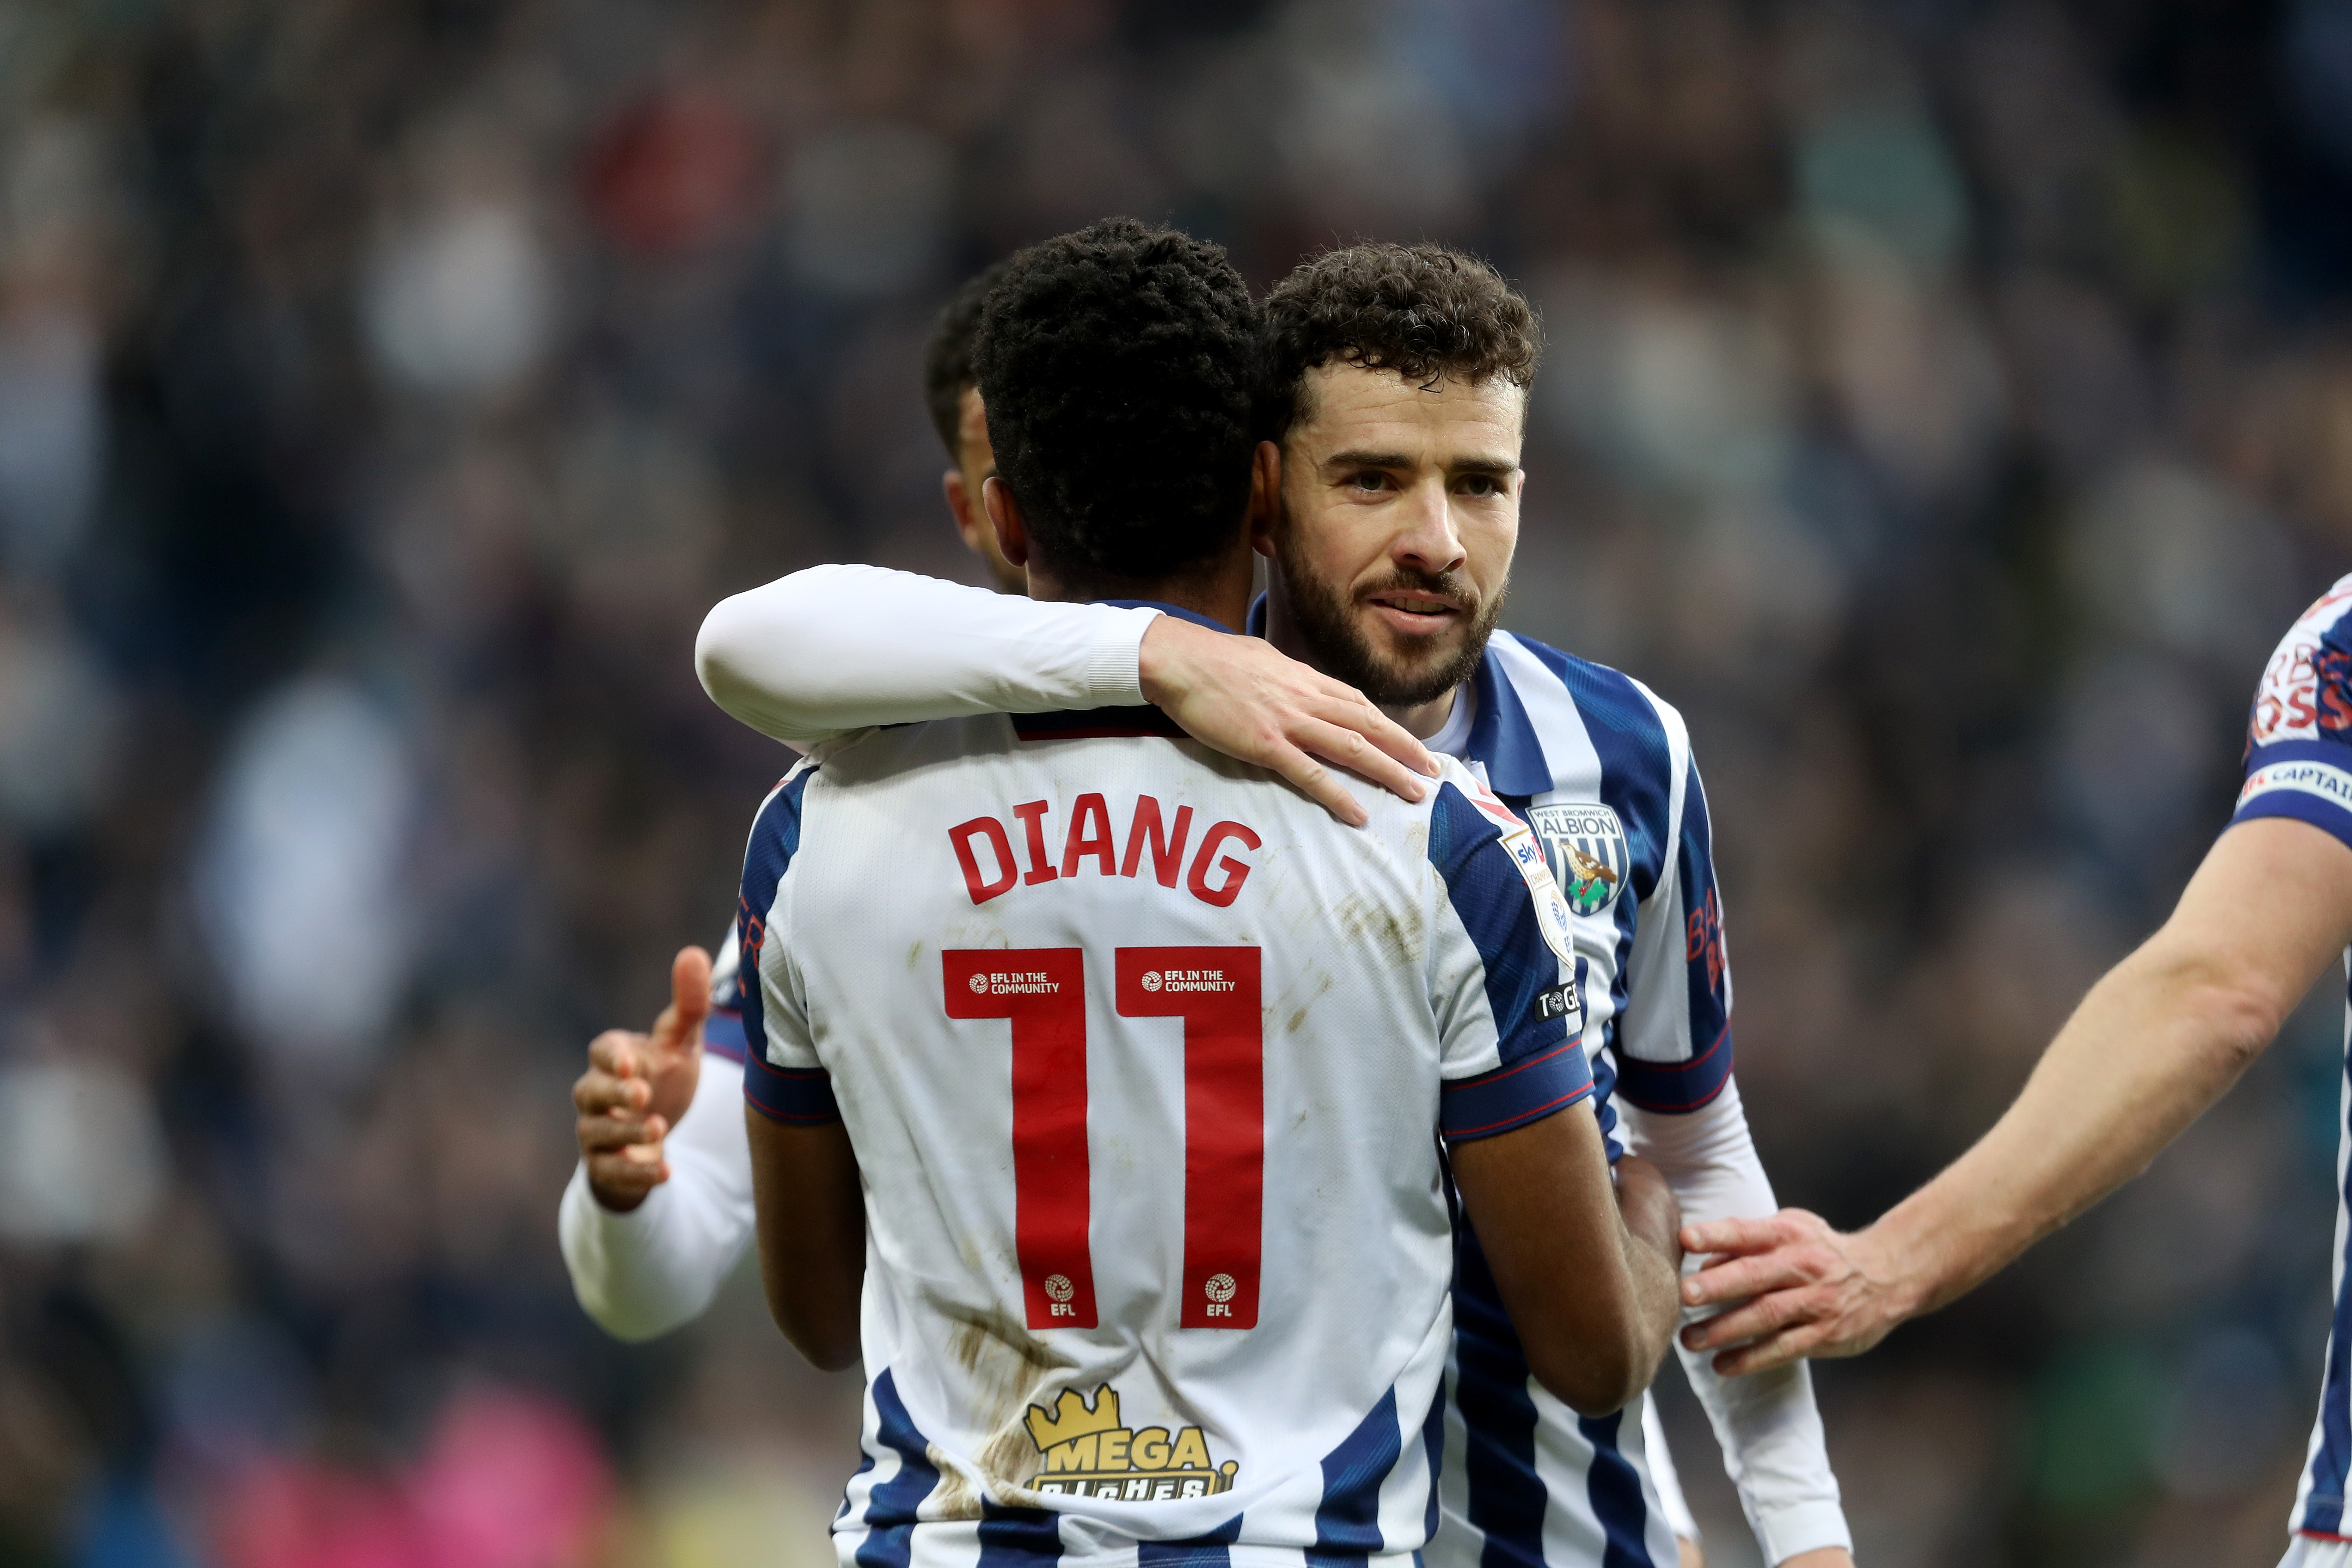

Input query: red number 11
[942,946,1262,1333]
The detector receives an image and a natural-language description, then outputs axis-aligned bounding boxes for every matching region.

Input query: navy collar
[1240,591,1552,793]
[1467,644,1553,795]
[1096,598,1234,633]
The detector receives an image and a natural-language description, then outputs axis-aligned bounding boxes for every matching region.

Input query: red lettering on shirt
[1186,821,1262,908]
[1012,800,1059,885]
[1121,796,1194,887]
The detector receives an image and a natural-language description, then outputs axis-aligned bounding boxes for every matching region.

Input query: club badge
[1526,802,1629,918]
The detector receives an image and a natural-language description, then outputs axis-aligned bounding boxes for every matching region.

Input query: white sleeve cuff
[1752,1498,1854,1564]
[1082,607,1155,706]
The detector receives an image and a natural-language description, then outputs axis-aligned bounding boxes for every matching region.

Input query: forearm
[695,564,1157,744]
[1627,1087,1849,1562]
[559,1057,755,1340]
[1877,943,2276,1317]
[745,1106,866,1369]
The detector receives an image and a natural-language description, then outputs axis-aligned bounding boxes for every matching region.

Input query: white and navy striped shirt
[1402,628,1735,1568]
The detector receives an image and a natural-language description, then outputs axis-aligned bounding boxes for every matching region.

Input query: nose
[1390,476,1467,578]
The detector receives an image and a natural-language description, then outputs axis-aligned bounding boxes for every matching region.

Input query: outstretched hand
[1139,615,1438,827]
[572,946,713,1212]
[1676,1209,1917,1377]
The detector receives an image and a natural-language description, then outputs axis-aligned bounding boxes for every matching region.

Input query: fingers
[1259,741,1370,827]
[1710,1331,1807,1378]
[586,1145,671,1209]
[579,1104,665,1147]
[1293,716,1433,806]
[573,1066,651,1117]
[656,946,713,1050]
[589,1029,649,1081]
[1305,686,1439,783]
[1679,1212,1808,1256]
[1681,1247,1821,1308]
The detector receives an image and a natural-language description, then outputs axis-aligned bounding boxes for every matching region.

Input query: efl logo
[1203,1273,1237,1318]
[1043,1274,1077,1317]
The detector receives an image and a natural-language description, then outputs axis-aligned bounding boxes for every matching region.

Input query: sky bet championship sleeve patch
[1458,775,1578,971]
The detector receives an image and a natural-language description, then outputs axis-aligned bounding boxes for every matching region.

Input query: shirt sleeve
[737,763,840,1125]
[558,1052,757,1341]
[1622,1084,1851,1563]
[695,564,1161,745]
[1615,747,1735,1113]
[1425,775,1596,1143]
[2233,575,2352,848]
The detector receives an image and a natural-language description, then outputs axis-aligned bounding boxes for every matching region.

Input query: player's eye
[1457,474,1503,497]
[1347,470,1392,492]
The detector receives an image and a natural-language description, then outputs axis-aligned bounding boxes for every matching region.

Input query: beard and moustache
[1273,524,1506,709]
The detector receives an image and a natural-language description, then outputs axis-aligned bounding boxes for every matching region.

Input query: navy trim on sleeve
[736,766,820,1111]
[1441,1041,1596,1142]
[703,1006,748,1064]
[1613,1022,1735,1114]
[1429,781,1586,1139]
[2234,738,2352,853]
[744,1053,840,1124]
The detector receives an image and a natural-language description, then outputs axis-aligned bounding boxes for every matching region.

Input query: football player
[1676,580,2352,1568]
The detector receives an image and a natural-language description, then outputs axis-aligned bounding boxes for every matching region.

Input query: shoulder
[1489,631,1688,776]
[2248,573,2352,750]
[1424,760,1578,964]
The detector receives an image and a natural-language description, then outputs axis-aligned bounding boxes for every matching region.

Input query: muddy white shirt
[738,636,1595,1568]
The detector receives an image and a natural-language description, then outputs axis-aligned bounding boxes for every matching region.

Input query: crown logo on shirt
[1025,1384,1123,1449]
[1021,1381,1240,1501]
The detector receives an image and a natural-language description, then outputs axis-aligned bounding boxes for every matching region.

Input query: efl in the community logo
[1528,802,1629,917]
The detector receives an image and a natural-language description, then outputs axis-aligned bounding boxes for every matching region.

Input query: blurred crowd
[2,1,2349,1565]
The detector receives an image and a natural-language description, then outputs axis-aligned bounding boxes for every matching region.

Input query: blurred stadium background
[2,1,2350,1564]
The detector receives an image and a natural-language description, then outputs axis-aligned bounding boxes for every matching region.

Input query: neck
[1029,545,1256,631]
[1262,577,1462,741]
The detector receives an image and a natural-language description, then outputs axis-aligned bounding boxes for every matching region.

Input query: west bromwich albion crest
[1526,802,1629,918]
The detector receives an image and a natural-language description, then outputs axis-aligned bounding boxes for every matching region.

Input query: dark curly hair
[922,260,1009,462]
[973,217,1262,590]
[1262,242,1541,436]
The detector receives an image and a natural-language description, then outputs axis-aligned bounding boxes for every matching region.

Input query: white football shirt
[738,630,1596,1568]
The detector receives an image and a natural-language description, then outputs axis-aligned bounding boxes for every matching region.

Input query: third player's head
[973,217,1262,616]
[924,262,1024,594]
[1259,244,1540,715]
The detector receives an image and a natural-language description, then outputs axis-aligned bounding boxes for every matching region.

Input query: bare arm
[1683,816,2352,1374]
[1451,1103,1682,1415]
[745,1106,866,1371]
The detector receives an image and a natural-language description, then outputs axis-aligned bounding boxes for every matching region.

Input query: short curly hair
[922,260,1008,462]
[1262,242,1541,436]
[973,217,1262,589]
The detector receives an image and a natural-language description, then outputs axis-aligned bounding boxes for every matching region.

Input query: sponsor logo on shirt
[1535,980,1583,1029]
[1022,1383,1239,1501]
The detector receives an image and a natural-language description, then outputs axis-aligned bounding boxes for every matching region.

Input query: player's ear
[983,475,1031,568]
[1249,441,1280,560]
[945,469,991,555]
